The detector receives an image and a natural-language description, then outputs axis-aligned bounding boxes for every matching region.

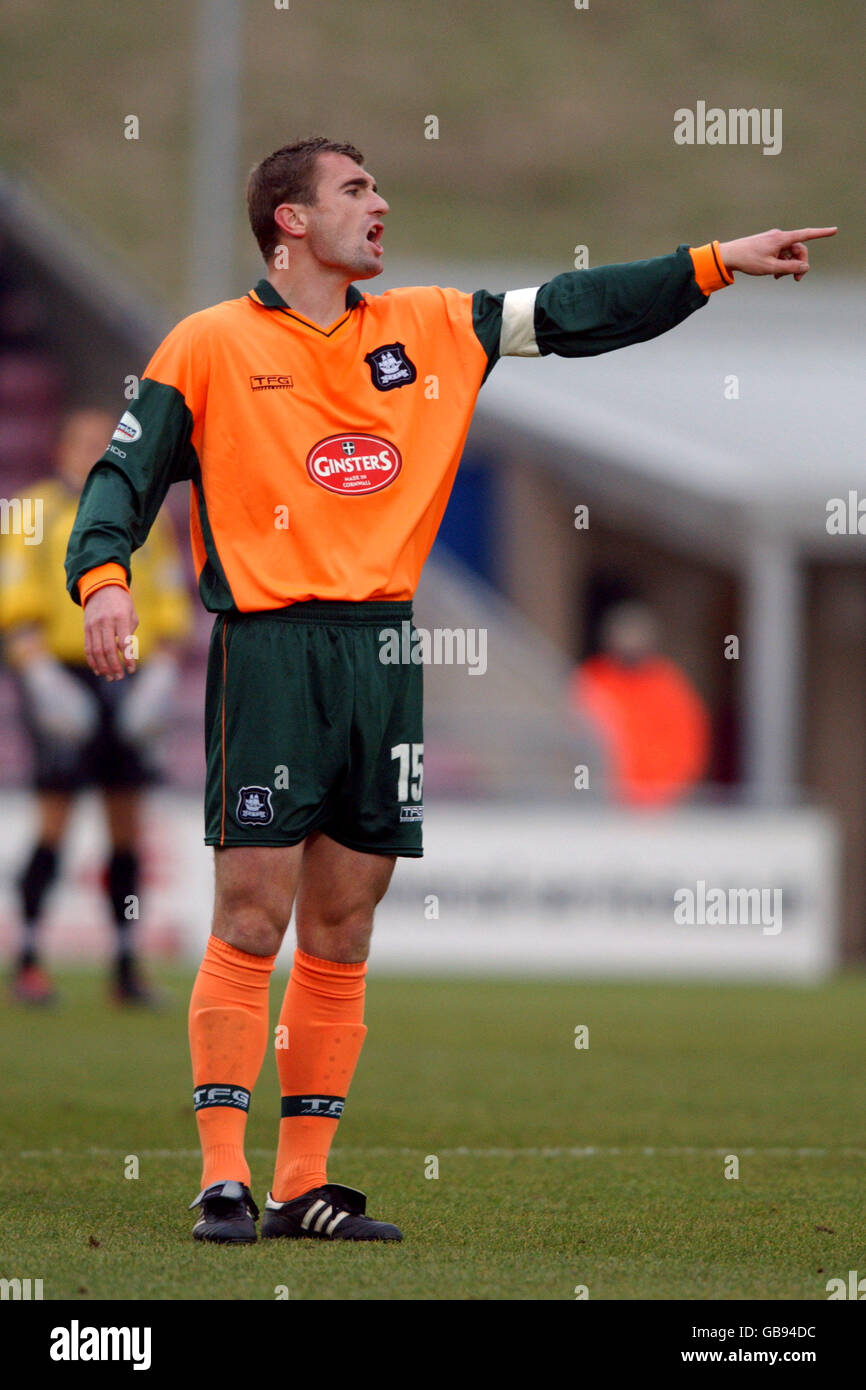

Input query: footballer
[65,136,835,1243]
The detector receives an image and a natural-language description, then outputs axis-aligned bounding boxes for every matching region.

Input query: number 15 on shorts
[391,742,423,803]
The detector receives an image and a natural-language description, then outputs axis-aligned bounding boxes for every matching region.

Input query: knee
[295,897,376,963]
[294,850,396,962]
[214,879,288,956]
[299,870,386,930]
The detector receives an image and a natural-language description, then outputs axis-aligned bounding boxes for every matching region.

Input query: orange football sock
[272,949,368,1202]
[189,934,276,1190]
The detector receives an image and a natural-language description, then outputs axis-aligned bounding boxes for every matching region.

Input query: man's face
[285,152,389,279]
[601,603,659,666]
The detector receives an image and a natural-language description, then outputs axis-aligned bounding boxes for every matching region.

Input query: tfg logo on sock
[193,1084,251,1111]
[281,1094,345,1118]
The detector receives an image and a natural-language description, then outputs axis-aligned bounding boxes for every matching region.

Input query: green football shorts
[204,600,424,855]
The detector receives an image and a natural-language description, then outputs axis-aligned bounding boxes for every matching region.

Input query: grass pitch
[1,969,864,1301]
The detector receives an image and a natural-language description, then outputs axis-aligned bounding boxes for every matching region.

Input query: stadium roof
[380,257,866,563]
[0,171,166,355]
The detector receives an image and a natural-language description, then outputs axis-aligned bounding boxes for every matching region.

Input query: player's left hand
[718,227,837,281]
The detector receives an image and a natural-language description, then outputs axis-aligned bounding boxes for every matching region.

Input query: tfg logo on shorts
[306,433,401,495]
[193,1085,251,1112]
[237,786,274,826]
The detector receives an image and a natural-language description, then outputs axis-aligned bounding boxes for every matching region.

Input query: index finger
[787,227,838,242]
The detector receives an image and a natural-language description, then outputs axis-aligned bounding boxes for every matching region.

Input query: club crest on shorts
[364,342,417,391]
[236,785,274,826]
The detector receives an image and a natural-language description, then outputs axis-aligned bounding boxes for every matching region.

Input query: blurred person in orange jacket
[0,408,192,1004]
[570,600,710,807]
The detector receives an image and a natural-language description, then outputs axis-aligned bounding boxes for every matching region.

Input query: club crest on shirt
[236,786,274,826]
[364,342,417,392]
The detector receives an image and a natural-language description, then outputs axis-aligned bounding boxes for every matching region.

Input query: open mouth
[367,223,384,252]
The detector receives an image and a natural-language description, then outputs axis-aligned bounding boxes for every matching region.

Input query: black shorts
[204,601,424,855]
[19,664,158,793]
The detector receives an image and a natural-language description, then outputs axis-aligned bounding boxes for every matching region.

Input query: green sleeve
[64,378,196,605]
[472,244,708,380]
[533,245,707,357]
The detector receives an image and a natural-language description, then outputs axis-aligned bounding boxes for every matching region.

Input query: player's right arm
[83,584,139,680]
[65,314,207,679]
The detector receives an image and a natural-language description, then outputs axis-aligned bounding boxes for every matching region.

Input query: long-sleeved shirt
[65,241,732,612]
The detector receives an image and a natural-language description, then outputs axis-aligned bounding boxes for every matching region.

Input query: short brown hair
[247,137,364,261]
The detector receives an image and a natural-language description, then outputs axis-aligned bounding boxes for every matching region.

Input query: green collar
[252,278,364,311]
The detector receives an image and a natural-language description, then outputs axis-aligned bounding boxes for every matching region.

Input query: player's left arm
[471,226,837,375]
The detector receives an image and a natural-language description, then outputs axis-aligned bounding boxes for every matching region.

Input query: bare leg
[294,831,396,961]
[35,790,74,846]
[211,843,306,956]
[102,786,140,851]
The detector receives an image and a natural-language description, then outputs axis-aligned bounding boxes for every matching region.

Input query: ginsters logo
[306,433,401,496]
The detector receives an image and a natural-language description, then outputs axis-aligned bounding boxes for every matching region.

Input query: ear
[273,203,308,241]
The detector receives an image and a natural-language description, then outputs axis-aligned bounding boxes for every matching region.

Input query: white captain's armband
[499,287,541,357]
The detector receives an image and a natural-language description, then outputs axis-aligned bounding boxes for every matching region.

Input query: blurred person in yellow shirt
[0,408,192,1003]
